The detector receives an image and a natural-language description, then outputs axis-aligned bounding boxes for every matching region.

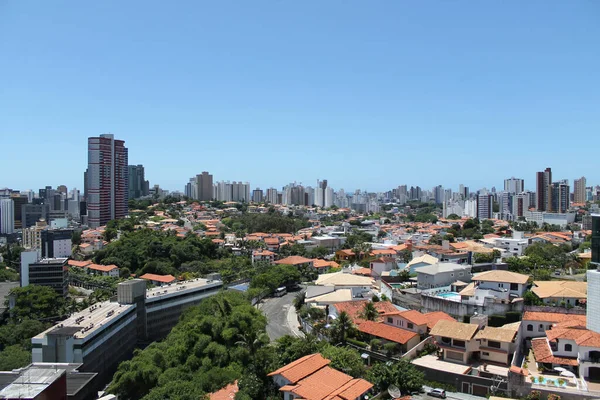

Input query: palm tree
[293,291,306,311]
[360,301,379,321]
[331,311,355,345]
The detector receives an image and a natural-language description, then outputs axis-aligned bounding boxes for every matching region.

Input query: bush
[383,342,399,356]
[488,314,507,327]
[370,339,382,351]
[505,311,522,324]
[346,338,368,348]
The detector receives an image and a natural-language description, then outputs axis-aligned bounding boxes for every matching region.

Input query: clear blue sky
[1,1,599,193]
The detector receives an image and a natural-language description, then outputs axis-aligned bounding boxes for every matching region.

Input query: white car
[428,389,447,399]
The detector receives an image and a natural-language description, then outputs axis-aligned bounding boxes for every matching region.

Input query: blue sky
[1,1,598,193]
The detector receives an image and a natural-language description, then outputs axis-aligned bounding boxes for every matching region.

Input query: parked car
[428,389,446,399]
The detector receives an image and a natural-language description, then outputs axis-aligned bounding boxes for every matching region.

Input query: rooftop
[268,353,330,383]
[472,270,529,284]
[430,319,478,341]
[475,324,519,343]
[358,320,419,344]
[139,273,176,283]
[414,262,469,275]
[522,311,586,325]
[532,281,587,299]
[315,272,374,287]
[274,256,313,265]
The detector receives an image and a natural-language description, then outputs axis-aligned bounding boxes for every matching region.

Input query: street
[258,290,304,341]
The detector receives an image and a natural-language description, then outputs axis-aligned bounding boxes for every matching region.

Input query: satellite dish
[388,385,401,398]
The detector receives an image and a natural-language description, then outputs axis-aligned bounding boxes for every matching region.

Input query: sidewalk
[286,303,304,338]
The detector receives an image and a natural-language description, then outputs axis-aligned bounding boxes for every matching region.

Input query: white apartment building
[0,198,15,234]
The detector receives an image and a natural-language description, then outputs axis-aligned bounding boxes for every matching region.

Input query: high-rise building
[476,193,493,220]
[0,198,15,234]
[504,177,524,194]
[193,172,213,201]
[252,188,264,203]
[536,167,552,211]
[266,188,279,204]
[549,180,570,213]
[586,214,600,332]
[10,193,28,229]
[324,187,334,208]
[21,203,50,229]
[433,185,444,204]
[409,186,422,201]
[86,134,129,228]
[128,165,150,199]
[574,177,587,204]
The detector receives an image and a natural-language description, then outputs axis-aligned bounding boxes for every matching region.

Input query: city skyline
[1,2,599,191]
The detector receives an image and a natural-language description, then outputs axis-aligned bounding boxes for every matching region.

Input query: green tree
[0,344,31,370]
[446,214,460,220]
[7,285,65,321]
[320,345,366,378]
[367,359,424,395]
[359,302,379,321]
[330,311,355,345]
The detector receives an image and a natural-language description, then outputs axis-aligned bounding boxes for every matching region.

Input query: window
[482,352,490,356]
[510,283,519,291]
[488,341,501,349]
[453,340,466,348]
[459,272,464,277]
[441,337,451,344]
[407,323,414,329]
[387,317,393,324]
[527,324,533,332]
[538,324,544,332]
[498,283,504,288]
[565,344,572,352]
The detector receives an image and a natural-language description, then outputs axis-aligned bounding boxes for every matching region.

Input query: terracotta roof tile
[274,256,313,265]
[290,366,353,399]
[358,321,419,344]
[522,311,586,325]
[333,300,397,325]
[139,273,176,283]
[423,311,456,330]
[531,338,578,366]
[209,380,239,400]
[267,353,330,383]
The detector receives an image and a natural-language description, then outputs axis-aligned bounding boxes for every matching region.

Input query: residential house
[531,281,587,306]
[415,262,472,290]
[87,263,119,277]
[405,254,439,274]
[252,249,276,264]
[335,249,356,262]
[314,272,374,297]
[471,270,529,298]
[369,257,396,278]
[473,322,521,366]
[430,320,480,364]
[268,353,373,400]
[329,300,398,325]
[139,273,177,286]
[358,320,420,353]
[274,256,314,269]
[382,310,455,336]
[263,236,281,252]
[312,259,340,274]
[521,311,587,340]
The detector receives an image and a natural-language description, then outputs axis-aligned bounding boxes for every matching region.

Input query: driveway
[258,290,304,341]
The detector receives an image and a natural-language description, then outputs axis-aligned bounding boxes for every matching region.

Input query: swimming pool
[437,292,460,298]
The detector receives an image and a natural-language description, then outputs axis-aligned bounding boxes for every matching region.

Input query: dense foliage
[222,212,310,234]
[94,229,218,276]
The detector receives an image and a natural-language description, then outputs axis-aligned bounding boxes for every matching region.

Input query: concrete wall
[421,293,522,318]
[402,336,434,360]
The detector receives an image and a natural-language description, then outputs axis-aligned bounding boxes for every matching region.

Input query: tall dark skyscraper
[128,165,150,199]
[536,167,552,211]
[86,134,128,228]
[195,172,213,201]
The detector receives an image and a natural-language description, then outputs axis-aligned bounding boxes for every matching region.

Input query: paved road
[259,291,304,341]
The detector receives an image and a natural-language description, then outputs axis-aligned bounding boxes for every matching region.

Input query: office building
[251,188,264,203]
[477,193,493,220]
[128,164,150,199]
[20,252,68,296]
[549,180,570,213]
[41,229,73,258]
[22,219,48,257]
[21,203,50,229]
[32,278,223,390]
[504,177,524,194]
[536,167,552,211]
[86,134,129,228]
[194,171,213,201]
[409,186,422,201]
[0,198,15,234]
[10,193,29,229]
[574,177,587,204]
[433,185,444,204]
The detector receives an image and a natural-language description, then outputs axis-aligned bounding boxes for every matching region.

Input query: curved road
[258,291,304,341]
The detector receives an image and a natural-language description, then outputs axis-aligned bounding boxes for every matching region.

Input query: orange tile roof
[423,311,456,330]
[68,260,92,268]
[522,311,586,325]
[531,338,578,366]
[139,273,176,283]
[289,366,353,400]
[509,365,528,376]
[352,267,373,276]
[371,249,397,256]
[88,263,119,272]
[313,259,340,269]
[333,300,397,325]
[274,256,313,265]
[327,378,373,400]
[358,320,418,344]
[209,380,239,400]
[268,353,330,383]
[546,327,600,347]
[253,250,276,256]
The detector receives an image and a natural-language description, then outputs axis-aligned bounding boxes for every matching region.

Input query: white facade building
[0,198,15,234]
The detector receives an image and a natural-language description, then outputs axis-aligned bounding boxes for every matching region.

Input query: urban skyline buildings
[85,134,129,228]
